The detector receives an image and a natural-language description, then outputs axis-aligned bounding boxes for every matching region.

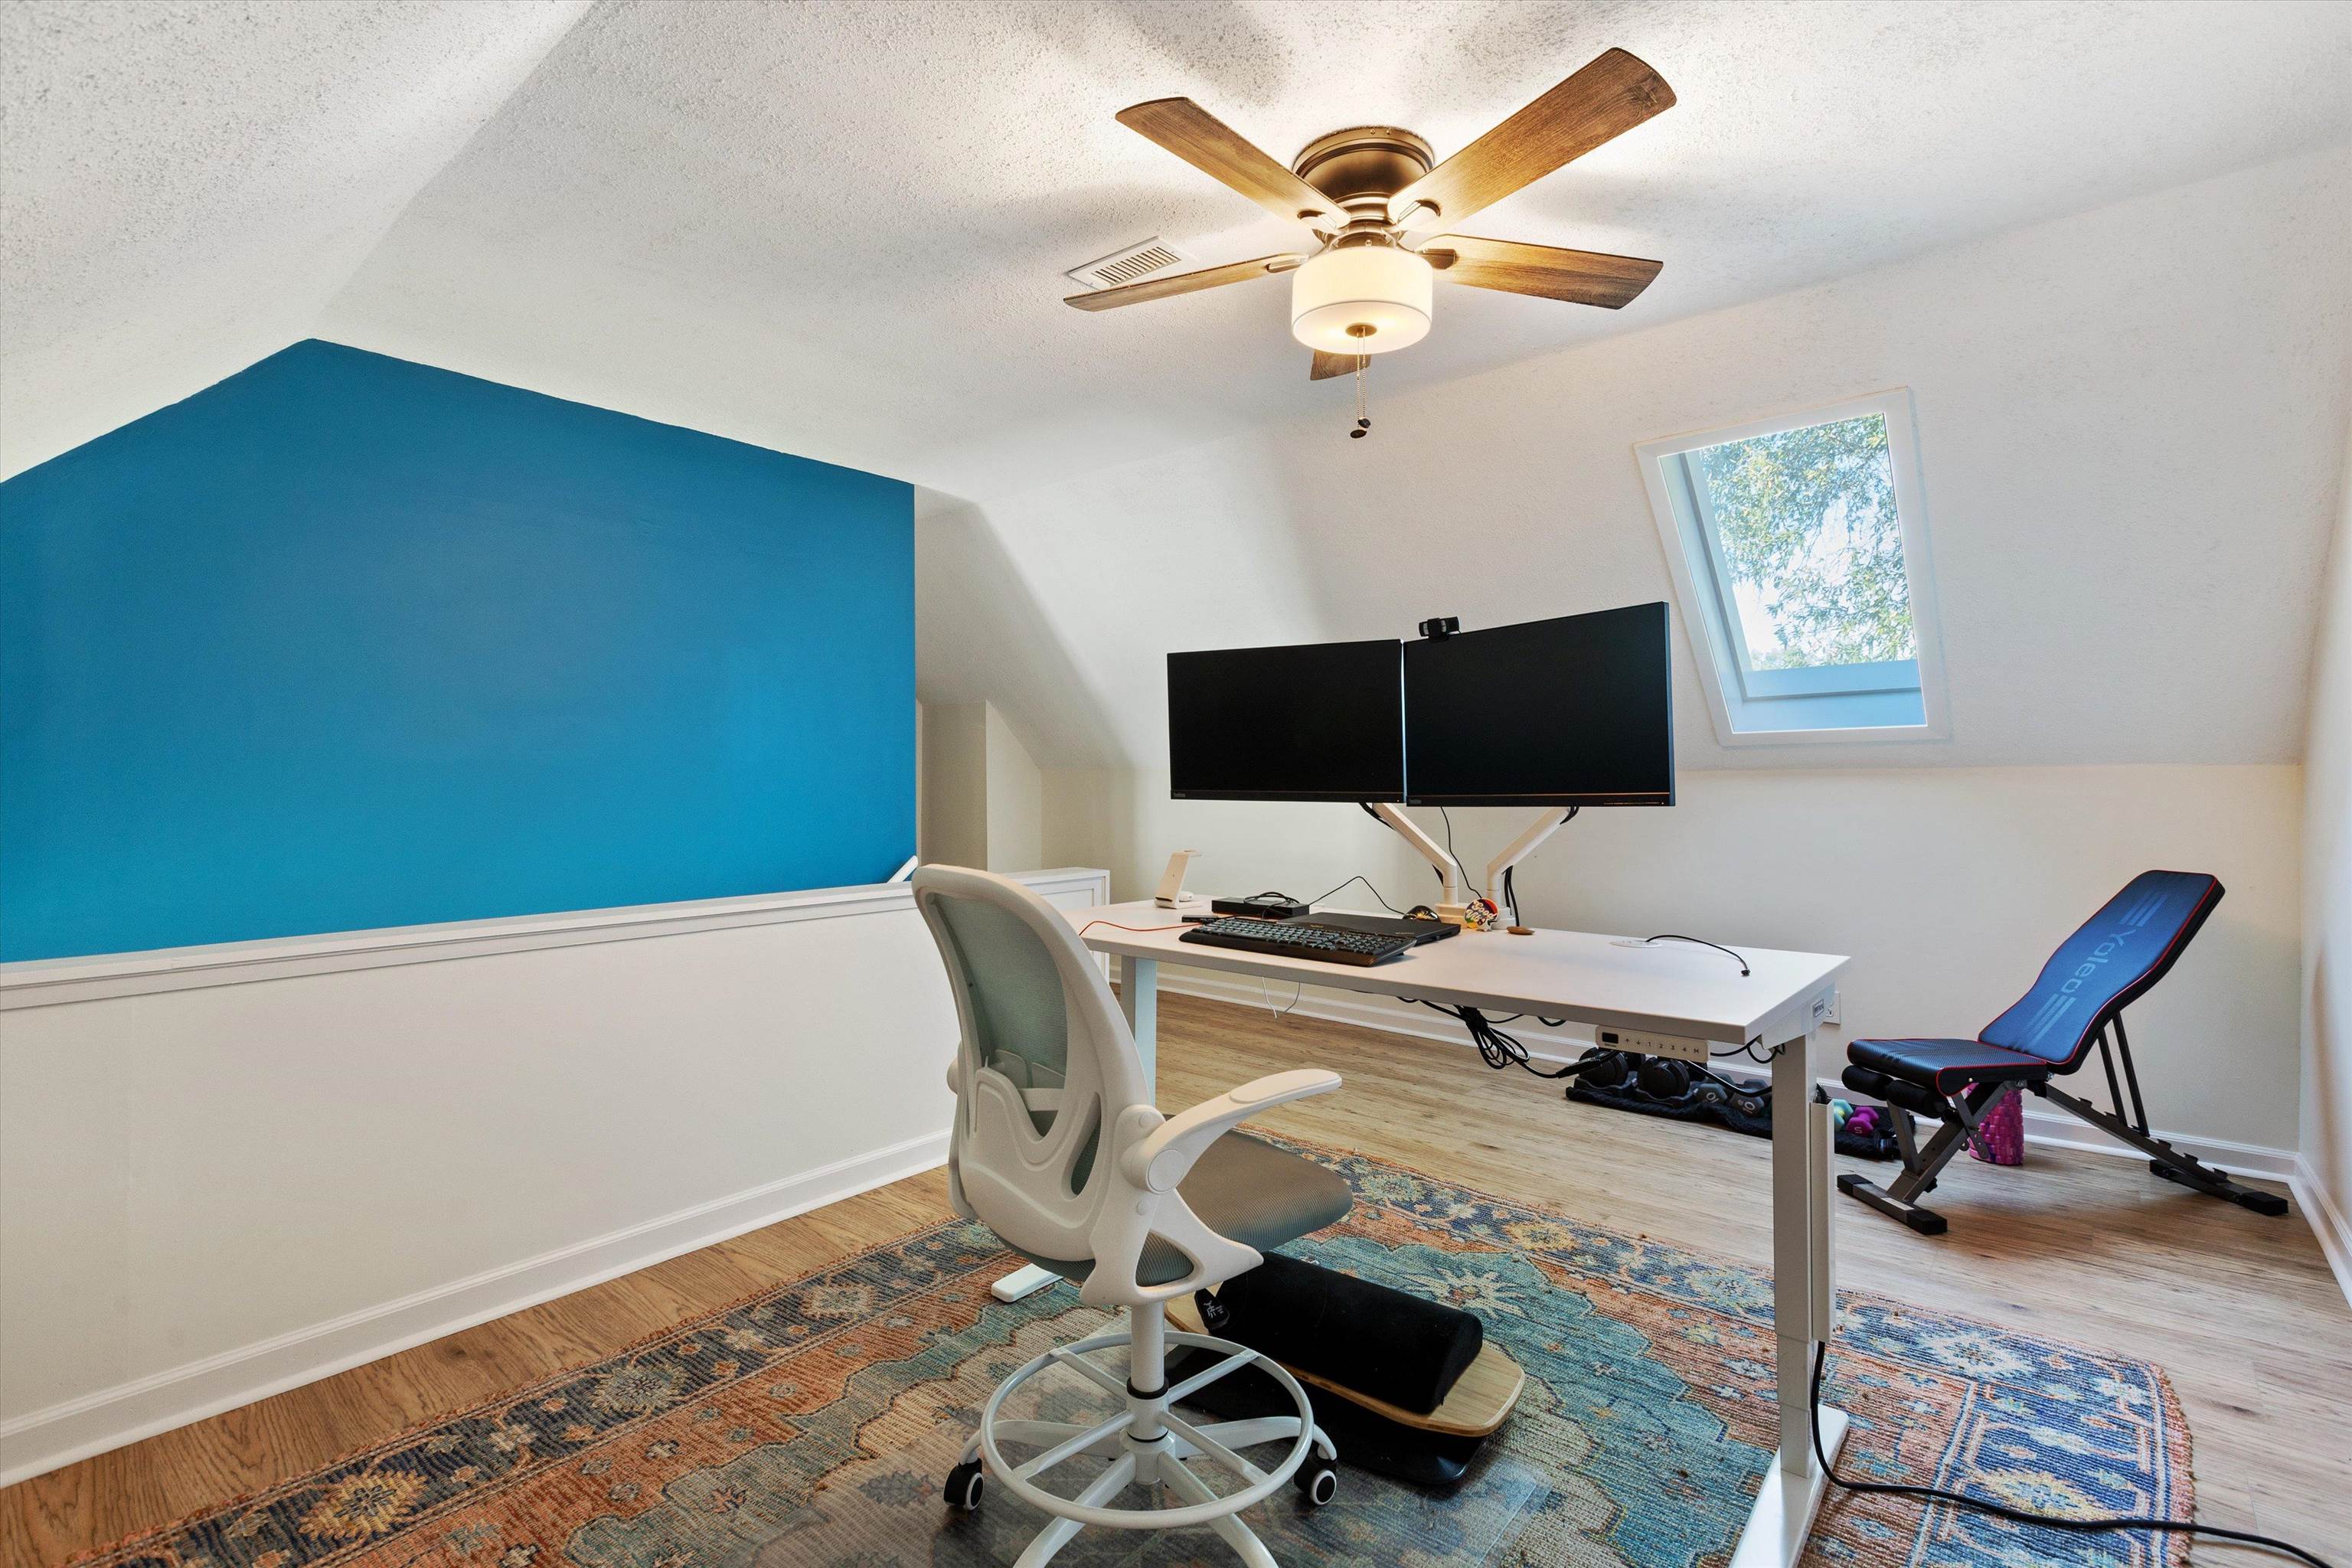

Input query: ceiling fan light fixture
[1289,243,1432,354]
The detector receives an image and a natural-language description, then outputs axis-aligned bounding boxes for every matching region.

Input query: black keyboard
[1179,917,1416,967]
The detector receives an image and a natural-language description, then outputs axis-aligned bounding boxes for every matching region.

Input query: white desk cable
[1255,978,1303,1019]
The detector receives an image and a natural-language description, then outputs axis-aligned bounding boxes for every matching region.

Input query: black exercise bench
[1838,869,2288,1235]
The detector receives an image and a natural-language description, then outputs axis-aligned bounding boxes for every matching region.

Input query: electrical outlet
[1595,1025,1709,1063]
[1811,988,1841,1027]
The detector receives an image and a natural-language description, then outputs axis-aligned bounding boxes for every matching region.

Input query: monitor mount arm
[1482,808,1578,915]
[1365,802,1471,924]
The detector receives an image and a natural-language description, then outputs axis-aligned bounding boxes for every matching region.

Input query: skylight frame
[1635,388,1950,747]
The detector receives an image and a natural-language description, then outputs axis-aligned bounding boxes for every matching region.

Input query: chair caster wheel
[945,1459,985,1511]
[1295,1462,1338,1508]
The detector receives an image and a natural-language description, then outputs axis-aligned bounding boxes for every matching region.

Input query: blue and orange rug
[77,1143,2190,1568]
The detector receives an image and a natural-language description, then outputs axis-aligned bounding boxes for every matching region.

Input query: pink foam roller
[1967,1086,2024,1165]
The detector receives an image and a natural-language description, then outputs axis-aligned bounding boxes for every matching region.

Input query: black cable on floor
[1808,1343,2334,1567]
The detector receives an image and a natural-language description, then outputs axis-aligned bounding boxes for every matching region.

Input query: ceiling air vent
[1065,237,1189,291]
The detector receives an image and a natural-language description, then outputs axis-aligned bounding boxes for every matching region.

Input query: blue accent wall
[1,341,914,961]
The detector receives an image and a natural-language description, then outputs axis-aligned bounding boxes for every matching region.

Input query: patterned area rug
[77,1143,2190,1568]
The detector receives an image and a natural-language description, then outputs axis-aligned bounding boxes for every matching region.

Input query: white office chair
[912,865,1352,1568]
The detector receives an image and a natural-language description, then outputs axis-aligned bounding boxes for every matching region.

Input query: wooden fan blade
[1421,235,1661,309]
[1388,49,1674,231]
[1064,253,1305,312]
[1118,98,1348,227]
[1310,351,1361,381]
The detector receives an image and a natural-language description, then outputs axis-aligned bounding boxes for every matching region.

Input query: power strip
[1595,1025,1710,1063]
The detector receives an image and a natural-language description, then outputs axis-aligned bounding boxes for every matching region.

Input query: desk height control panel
[1595,1026,1710,1063]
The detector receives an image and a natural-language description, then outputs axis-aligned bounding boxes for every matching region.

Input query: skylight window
[1638,390,1948,743]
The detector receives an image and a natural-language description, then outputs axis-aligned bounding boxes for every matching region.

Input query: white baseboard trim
[2013,1106,2298,1180]
[2290,1156,2352,1310]
[0,1129,951,1488]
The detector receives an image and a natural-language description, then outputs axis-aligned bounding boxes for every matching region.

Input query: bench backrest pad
[1978,870,2223,1067]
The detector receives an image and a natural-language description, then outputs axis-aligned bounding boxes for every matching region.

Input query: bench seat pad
[1849,1037,2053,1096]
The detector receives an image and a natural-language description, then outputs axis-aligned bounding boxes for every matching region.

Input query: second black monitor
[1405,603,1674,806]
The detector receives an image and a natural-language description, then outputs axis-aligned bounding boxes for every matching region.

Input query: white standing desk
[1002,900,1851,1568]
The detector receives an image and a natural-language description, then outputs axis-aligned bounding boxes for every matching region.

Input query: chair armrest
[1119,1068,1341,1194]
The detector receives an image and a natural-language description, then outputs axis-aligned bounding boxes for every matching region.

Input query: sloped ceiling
[0,0,589,477]
[5,1,2350,774]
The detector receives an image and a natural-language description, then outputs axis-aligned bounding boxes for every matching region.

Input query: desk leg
[1730,1027,1849,1566]
[1121,955,1158,1095]
[988,956,1161,1305]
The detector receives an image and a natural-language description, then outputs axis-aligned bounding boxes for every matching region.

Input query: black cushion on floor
[1207,1251,1483,1416]
[1849,1037,2053,1096]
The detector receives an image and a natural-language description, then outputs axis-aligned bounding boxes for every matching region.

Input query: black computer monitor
[1404,603,1674,806]
[1168,639,1403,801]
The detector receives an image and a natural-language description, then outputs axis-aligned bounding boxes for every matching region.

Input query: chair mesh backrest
[932,894,1071,1132]
[1978,870,2223,1066]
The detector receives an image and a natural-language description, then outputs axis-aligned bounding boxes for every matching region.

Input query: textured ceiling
[312,0,2351,501]
[0,0,589,476]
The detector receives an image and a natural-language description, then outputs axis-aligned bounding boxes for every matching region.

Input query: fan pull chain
[1351,355,1370,439]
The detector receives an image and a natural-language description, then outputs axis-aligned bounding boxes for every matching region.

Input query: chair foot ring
[975,1327,1319,1530]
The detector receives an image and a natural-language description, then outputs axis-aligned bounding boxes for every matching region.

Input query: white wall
[918,701,1044,872]
[2301,417,2352,1279]
[1047,764,2303,1154]
[985,704,1044,873]
[0,870,1107,1483]
[915,498,1122,769]
[920,701,989,867]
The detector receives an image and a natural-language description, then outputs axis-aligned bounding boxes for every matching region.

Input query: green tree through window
[1694,413,1915,669]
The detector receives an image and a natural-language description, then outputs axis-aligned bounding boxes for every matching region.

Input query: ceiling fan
[1065,48,1675,381]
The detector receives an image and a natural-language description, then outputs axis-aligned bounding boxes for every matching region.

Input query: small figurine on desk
[1153,848,1205,910]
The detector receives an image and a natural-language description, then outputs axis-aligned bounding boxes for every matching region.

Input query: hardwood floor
[6,988,2347,1564]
